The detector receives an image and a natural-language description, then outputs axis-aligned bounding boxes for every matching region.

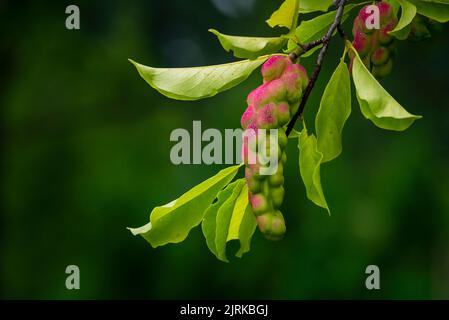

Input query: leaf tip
[127,221,152,236]
[208,28,218,35]
[128,59,140,69]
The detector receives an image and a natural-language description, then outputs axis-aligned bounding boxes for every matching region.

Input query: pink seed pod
[250,194,269,215]
[257,103,278,129]
[282,71,302,103]
[352,16,364,36]
[261,55,287,82]
[358,5,372,23]
[276,102,291,126]
[296,64,309,91]
[378,2,394,25]
[261,78,288,103]
[241,55,310,240]
[256,211,286,241]
[241,105,254,129]
[371,46,390,66]
[353,31,372,58]
[378,18,398,44]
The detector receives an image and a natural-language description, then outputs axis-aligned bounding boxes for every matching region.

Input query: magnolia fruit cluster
[241,55,309,241]
[351,2,398,79]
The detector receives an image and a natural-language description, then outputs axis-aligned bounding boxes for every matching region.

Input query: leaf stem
[286,0,348,136]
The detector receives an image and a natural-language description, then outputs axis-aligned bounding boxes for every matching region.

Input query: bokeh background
[1,0,449,299]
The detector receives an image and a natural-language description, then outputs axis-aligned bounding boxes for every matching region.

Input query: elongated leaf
[408,0,449,22]
[209,29,287,60]
[203,180,256,262]
[202,181,240,257]
[129,58,267,101]
[234,206,257,258]
[316,59,351,163]
[299,128,330,213]
[350,46,422,131]
[389,0,417,40]
[215,179,246,262]
[226,184,256,258]
[298,0,333,13]
[267,0,299,30]
[296,3,362,44]
[128,165,241,248]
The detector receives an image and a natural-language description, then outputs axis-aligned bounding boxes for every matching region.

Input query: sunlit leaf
[129,165,242,248]
[298,0,333,13]
[215,179,246,262]
[389,0,417,40]
[350,45,422,131]
[299,128,330,214]
[316,59,351,163]
[408,0,449,22]
[295,3,363,44]
[267,0,300,30]
[129,58,267,101]
[202,181,239,258]
[202,179,256,262]
[209,29,287,60]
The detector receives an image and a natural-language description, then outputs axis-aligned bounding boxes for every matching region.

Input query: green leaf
[226,183,256,258]
[299,127,330,214]
[316,59,351,163]
[389,0,417,40]
[234,206,257,257]
[350,45,422,131]
[129,165,242,248]
[385,0,402,15]
[215,179,246,262]
[202,180,256,262]
[408,0,449,22]
[209,29,287,60]
[129,58,268,101]
[298,0,333,13]
[202,181,239,257]
[417,0,449,5]
[295,3,363,44]
[267,0,300,30]
[288,128,301,139]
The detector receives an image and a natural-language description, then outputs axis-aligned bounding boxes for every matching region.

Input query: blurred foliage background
[1,0,449,299]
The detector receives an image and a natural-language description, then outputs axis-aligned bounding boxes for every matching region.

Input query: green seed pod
[257,211,286,241]
[270,186,285,208]
[251,194,269,215]
[268,173,284,187]
[372,58,393,79]
[371,47,390,66]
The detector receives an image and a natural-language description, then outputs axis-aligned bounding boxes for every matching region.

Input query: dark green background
[1,0,448,299]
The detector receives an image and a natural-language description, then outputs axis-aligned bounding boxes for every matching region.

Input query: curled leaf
[389,0,417,40]
[350,45,422,131]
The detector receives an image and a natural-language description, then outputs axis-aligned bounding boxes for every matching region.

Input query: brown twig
[285,0,348,136]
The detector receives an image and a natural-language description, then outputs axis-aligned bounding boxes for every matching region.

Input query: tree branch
[285,0,348,136]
